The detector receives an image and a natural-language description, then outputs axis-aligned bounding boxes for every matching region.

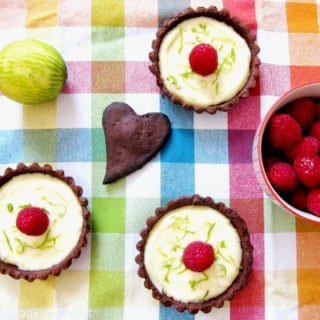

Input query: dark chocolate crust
[0,163,90,281]
[149,6,260,114]
[102,102,171,184]
[136,195,253,314]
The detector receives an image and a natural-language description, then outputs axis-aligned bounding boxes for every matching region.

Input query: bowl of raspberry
[253,82,320,223]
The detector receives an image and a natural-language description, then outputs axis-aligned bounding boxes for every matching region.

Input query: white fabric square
[195,163,230,199]
[195,302,230,320]
[194,110,228,130]
[0,28,25,49]
[260,94,279,119]
[125,27,157,61]
[124,233,139,272]
[265,233,297,271]
[265,306,298,320]
[55,162,92,200]
[57,94,91,128]
[59,27,91,61]
[126,161,160,198]
[55,307,88,320]
[124,269,159,320]
[125,93,160,113]
[191,0,223,9]
[257,30,289,65]
[0,97,23,129]
[25,27,60,51]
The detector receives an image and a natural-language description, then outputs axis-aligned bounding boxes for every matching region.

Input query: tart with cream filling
[136,195,253,314]
[0,163,90,281]
[149,6,260,114]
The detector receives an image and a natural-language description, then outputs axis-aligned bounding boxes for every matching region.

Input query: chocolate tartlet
[136,195,253,314]
[149,6,260,114]
[0,163,90,281]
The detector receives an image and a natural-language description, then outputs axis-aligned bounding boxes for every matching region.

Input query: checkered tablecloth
[0,0,320,319]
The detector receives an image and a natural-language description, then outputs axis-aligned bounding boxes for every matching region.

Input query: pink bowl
[253,82,320,223]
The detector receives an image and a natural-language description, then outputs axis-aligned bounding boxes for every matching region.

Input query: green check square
[92,94,124,128]
[92,27,124,61]
[89,308,123,319]
[89,270,124,307]
[264,198,296,233]
[92,197,125,233]
[92,128,105,162]
[92,162,126,197]
[91,233,124,271]
[23,129,56,162]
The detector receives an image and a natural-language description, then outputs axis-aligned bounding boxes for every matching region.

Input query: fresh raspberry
[268,113,302,150]
[285,136,319,161]
[266,162,298,192]
[315,101,320,119]
[16,207,49,236]
[309,121,320,143]
[263,155,283,169]
[286,97,316,129]
[182,241,214,272]
[290,188,308,211]
[307,189,320,216]
[293,155,320,189]
[189,43,218,76]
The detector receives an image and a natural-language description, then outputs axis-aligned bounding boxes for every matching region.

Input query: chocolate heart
[102,102,171,184]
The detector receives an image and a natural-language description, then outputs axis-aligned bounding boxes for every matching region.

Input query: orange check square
[290,66,320,88]
[92,61,125,93]
[297,269,320,306]
[286,3,319,33]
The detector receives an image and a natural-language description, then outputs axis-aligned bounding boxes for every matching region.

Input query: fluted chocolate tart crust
[136,195,253,314]
[149,6,260,114]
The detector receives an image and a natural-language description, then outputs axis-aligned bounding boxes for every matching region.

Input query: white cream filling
[144,205,242,303]
[0,173,83,270]
[158,17,251,107]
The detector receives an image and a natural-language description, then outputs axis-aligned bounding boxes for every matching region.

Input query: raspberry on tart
[16,207,49,236]
[183,241,215,272]
[189,44,218,76]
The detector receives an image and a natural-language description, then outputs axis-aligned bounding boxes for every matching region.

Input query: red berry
[293,155,320,189]
[264,155,283,169]
[285,136,319,161]
[182,241,214,272]
[266,162,298,192]
[315,101,320,119]
[310,121,320,143]
[268,113,302,150]
[287,97,316,129]
[189,43,218,76]
[16,207,49,236]
[307,189,320,216]
[290,188,308,211]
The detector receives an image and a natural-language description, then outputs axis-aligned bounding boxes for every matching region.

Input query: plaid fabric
[0,0,320,319]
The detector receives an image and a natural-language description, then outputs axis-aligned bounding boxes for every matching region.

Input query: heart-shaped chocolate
[102,102,171,184]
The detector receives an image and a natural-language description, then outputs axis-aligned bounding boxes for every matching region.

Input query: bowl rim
[256,81,320,223]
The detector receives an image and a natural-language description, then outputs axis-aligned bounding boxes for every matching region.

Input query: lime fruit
[0,39,67,104]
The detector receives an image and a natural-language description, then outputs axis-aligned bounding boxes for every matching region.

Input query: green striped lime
[0,39,67,104]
